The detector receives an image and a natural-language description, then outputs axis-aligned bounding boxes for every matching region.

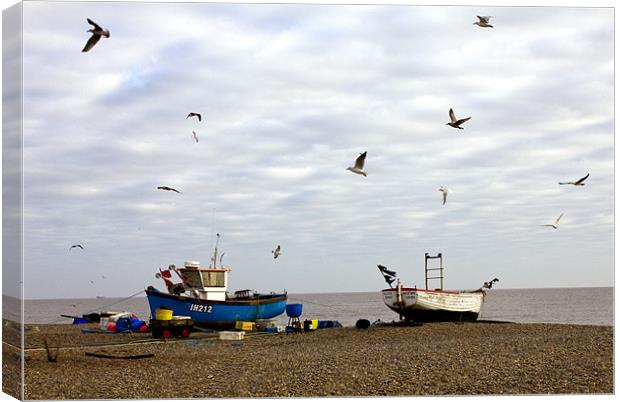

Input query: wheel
[181,328,191,338]
[162,329,172,339]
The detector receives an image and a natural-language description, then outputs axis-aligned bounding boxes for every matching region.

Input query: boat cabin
[178,261,230,301]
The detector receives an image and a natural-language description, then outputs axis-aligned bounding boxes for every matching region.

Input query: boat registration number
[189,304,213,313]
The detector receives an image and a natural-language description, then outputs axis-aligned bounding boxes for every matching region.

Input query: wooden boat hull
[145,287,287,329]
[382,287,484,322]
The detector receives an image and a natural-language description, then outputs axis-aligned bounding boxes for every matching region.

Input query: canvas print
[2,0,614,400]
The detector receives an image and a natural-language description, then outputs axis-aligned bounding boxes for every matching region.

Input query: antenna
[211,233,220,268]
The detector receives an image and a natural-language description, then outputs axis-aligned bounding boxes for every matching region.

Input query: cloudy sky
[10,1,614,299]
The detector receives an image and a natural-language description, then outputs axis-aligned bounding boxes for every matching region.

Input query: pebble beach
[2,320,613,399]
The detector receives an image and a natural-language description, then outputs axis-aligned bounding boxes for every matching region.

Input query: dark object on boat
[43,337,58,363]
[150,317,193,339]
[377,265,397,288]
[85,352,155,360]
[483,278,499,289]
[356,319,371,329]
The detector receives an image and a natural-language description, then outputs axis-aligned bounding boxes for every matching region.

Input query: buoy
[139,325,149,332]
[106,322,117,331]
[355,319,371,329]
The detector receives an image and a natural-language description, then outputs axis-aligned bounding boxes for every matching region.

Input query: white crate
[219,331,245,340]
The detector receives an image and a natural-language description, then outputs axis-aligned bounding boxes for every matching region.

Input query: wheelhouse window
[201,271,225,287]
[180,270,202,288]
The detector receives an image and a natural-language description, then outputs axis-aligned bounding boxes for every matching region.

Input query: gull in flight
[541,213,564,229]
[82,18,110,52]
[438,186,450,205]
[272,245,281,259]
[346,151,368,176]
[187,112,202,122]
[192,131,199,143]
[446,108,471,129]
[70,244,84,250]
[559,173,589,186]
[157,186,182,194]
[474,16,493,28]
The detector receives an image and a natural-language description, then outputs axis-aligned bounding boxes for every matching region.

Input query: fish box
[219,331,245,340]
[235,321,255,331]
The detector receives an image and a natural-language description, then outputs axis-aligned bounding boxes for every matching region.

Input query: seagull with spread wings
[474,16,493,28]
[157,186,182,194]
[446,108,471,129]
[192,131,199,143]
[346,151,368,176]
[187,112,202,122]
[272,245,281,259]
[541,213,564,229]
[559,173,589,186]
[70,244,84,250]
[82,18,110,52]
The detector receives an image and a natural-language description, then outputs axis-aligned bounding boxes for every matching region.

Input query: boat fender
[355,319,371,329]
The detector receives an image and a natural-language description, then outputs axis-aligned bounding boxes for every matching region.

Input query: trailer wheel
[162,329,172,339]
[181,328,191,338]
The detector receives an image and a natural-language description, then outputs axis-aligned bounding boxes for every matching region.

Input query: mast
[211,233,220,268]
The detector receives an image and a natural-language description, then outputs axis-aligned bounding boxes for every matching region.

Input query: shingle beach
[2,320,613,399]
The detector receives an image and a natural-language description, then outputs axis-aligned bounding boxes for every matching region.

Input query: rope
[287,296,366,316]
[81,289,146,315]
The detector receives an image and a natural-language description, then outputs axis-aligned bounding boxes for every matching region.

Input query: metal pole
[439,253,444,290]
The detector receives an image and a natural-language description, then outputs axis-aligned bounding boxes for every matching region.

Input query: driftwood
[84,352,155,360]
[43,337,58,362]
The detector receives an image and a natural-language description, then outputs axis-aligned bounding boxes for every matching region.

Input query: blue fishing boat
[145,235,287,329]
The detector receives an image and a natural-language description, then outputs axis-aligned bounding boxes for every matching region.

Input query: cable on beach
[287,296,368,316]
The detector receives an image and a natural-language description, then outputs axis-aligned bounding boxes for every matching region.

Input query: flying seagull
[541,213,564,229]
[346,151,368,176]
[157,186,182,194]
[474,16,493,28]
[272,245,281,259]
[438,186,450,205]
[70,244,84,250]
[192,131,199,143]
[187,112,202,122]
[559,173,589,186]
[447,108,471,129]
[82,18,110,52]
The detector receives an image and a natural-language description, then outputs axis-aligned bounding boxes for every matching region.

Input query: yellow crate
[235,321,255,331]
[155,308,173,321]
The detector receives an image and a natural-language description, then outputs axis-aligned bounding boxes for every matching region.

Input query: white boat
[379,253,497,322]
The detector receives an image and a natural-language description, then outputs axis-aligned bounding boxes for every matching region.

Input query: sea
[9,287,613,326]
